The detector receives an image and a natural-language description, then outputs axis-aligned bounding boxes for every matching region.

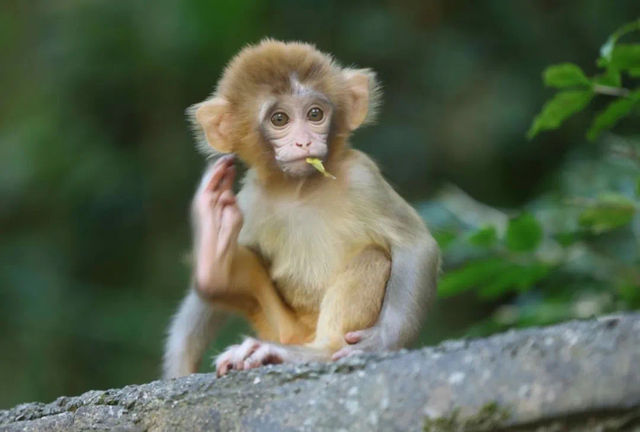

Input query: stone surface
[1,314,640,431]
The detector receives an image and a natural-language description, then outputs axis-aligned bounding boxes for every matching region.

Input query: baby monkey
[163,40,440,379]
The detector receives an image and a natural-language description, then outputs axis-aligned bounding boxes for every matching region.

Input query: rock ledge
[2,314,640,431]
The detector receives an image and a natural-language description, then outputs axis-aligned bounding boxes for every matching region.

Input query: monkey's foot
[215,337,285,377]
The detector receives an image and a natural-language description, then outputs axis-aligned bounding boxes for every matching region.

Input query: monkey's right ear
[191,97,234,153]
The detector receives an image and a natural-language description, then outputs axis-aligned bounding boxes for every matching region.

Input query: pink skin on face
[261,85,332,177]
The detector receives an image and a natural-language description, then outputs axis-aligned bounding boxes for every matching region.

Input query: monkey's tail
[162,286,228,379]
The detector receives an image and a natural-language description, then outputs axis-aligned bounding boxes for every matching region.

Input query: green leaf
[527,90,594,139]
[599,19,640,63]
[608,44,640,71]
[440,258,552,300]
[505,213,543,252]
[438,258,508,298]
[578,193,635,233]
[478,262,551,299]
[587,90,640,141]
[593,68,621,87]
[600,39,615,65]
[468,226,497,247]
[543,63,590,88]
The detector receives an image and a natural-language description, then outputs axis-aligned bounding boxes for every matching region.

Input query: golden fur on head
[188,39,381,180]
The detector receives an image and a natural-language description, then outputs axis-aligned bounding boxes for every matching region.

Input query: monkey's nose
[295,142,312,148]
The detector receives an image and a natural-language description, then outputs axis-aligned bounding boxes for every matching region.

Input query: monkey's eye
[270,112,289,127]
[307,107,324,122]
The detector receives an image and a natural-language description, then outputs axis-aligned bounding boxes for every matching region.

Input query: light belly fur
[239,188,373,312]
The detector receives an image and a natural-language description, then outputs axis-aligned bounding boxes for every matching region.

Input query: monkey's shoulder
[341,149,385,190]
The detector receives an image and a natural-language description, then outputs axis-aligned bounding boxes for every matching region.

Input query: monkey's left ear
[190,97,234,153]
[344,68,381,131]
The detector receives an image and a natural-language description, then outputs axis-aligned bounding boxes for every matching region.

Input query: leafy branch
[527,19,640,141]
[434,20,640,333]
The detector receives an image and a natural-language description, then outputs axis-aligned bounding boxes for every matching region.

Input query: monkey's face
[260,89,332,177]
[191,40,379,181]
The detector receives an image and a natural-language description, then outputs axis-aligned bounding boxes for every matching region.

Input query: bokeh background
[1,1,639,408]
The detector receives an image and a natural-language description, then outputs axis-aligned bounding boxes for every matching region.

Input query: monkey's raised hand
[193,155,244,296]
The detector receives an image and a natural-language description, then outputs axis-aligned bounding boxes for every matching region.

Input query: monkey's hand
[331,325,390,360]
[194,155,244,296]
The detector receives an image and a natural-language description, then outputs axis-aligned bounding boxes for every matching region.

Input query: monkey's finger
[242,347,266,370]
[331,349,346,361]
[217,193,239,243]
[231,338,260,371]
[244,344,284,370]
[219,205,243,249]
[332,346,353,360]
[212,184,235,215]
[213,199,225,234]
[332,347,364,361]
[217,189,236,207]
[344,330,365,344]
[220,164,236,193]
[206,166,227,193]
[216,360,232,377]
[207,156,235,192]
[213,153,235,168]
[214,343,240,377]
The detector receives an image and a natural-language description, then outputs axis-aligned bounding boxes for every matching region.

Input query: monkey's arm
[192,158,301,343]
[333,152,440,359]
[199,244,303,343]
[333,236,439,359]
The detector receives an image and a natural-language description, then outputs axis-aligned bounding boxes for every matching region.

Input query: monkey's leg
[164,247,305,379]
[215,246,391,376]
[310,245,391,352]
[165,248,304,379]
[214,245,308,344]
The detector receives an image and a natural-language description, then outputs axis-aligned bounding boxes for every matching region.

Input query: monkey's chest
[241,202,367,311]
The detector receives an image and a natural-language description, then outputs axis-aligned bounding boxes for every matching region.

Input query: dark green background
[1,0,638,408]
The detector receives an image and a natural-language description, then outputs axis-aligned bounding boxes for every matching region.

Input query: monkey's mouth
[279,154,326,164]
[277,155,325,177]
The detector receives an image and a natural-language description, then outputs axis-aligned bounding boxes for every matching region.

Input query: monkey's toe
[243,344,285,370]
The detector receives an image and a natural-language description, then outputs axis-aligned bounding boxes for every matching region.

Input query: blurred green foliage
[1,0,639,408]
[435,19,640,337]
